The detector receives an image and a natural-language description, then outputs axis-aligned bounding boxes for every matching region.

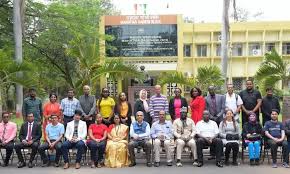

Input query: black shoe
[154,162,160,167]
[41,161,49,167]
[254,159,260,166]
[129,162,136,167]
[197,162,203,167]
[54,162,60,167]
[147,162,152,167]
[28,162,33,168]
[250,159,255,166]
[216,161,223,168]
[17,162,26,168]
[232,161,238,166]
[167,161,172,166]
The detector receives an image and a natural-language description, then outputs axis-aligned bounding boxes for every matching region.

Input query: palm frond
[158,72,195,86]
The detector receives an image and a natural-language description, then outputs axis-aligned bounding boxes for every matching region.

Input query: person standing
[239,79,262,126]
[79,85,96,128]
[224,84,243,123]
[61,88,80,128]
[62,109,87,169]
[189,87,206,124]
[264,109,289,168]
[114,92,132,126]
[43,93,62,140]
[38,115,64,167]
[169,88,188,121]
[149,85,169,123]
[0,112,17,167]
[14,113,42,168]
[205,86,225,126]
[96,87,115,126]
[22,88,43,124]
[151,110,174,167]
[261,87,280,126]
[134,89,151,125]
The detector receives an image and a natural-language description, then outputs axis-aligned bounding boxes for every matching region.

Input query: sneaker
[146,162,152,167]
[176,161,182,167]
[272,163,278,168]
[193,161,198,166]
[197,162,203,167]
[282,162,290,168]
[216,161,223,168]
[167,161,173,166]
[54,162,59,167]
[154,162,160,167]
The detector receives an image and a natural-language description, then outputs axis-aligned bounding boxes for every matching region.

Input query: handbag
[226,134,239,140]
[247,134,261,141]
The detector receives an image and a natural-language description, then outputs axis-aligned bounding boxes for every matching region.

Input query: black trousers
[268,139,289,163]
[196,137,223,162]
[14,141,40,163]
[0,141,14,164]
[224,142,239,162]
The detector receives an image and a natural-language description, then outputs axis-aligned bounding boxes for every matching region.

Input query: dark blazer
[169,97,188,120]
[205,94,225,123]
[134,99,151,124]
[18,122,42,142]
[114,102,132,126]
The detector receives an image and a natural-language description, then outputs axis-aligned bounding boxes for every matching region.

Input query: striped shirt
[149,94,169,122]
[60,97,80,117]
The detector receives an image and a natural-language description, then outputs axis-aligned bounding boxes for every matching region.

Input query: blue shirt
[130,121,150,139]
[61,97,80,117]
[264,120,284,138]
[46,123,65,140]
[150,120,173,139]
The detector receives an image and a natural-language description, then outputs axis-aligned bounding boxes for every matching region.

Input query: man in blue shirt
[38,115,64,167]
[61,88,80,128]
[264,109,289,168]
[128,111,152,167]
[151,110,174,167]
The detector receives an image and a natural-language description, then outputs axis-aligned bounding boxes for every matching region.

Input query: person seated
[0,112,17,167]
[105,114,130,168]
[196,110,223,167]
[14,113,42,168]
[128,111,152,167]
[38,114,64,167]
[61,109,87,169]
[151,110,174,167]
[173,107,197,167]
[264,109,289,168]
[219,109,240,166]
[87,114,107,168]
[242,112,262,166]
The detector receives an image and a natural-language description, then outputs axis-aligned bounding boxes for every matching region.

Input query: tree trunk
[13,0,24,118]
[221,0,230,89]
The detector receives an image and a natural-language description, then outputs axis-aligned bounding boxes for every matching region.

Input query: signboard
[104,15,178,57]
[282,96,290,121]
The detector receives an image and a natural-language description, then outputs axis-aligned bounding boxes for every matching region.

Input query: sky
[111,0,290,22]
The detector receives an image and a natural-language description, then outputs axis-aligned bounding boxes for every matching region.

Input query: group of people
[0,80,289,169]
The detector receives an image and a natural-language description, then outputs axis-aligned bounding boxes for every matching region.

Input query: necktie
[2,124,7,142]
[27,123,32,141]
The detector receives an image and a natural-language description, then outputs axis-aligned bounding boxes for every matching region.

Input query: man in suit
[205,86,225,126]
[61,109,87,169]
[14,113,42,168]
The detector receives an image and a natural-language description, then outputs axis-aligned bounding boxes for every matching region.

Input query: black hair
[271,109,279,115]
[190,87,202,98]
[49,93,58,99]
[74,109,83,116]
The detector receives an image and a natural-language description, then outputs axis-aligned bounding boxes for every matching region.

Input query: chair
[0,146,15,165]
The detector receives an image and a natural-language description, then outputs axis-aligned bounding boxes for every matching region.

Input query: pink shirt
[0,121,17,143]
[174,98,182,119]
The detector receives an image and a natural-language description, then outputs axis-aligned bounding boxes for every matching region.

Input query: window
[166,83,178,96]
[183,44,191,57]
[283,42,290,55]
[216,44,221,56]
[106,79,118,97]
[196,44,207,57]
[232,43,243,56]
[266,43,275,52]
[249,43,261,56]
[232,78,244,91]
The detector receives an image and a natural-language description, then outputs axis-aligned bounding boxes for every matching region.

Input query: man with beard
[22,88,43,124]
[261,87,280,126]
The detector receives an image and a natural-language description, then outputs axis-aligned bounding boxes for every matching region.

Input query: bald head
[83,85,90,95]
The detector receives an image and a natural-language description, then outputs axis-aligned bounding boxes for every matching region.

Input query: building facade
[100,15,290,96]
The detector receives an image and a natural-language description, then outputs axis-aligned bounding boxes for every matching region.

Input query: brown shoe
[63,163,69,169]
[75,163,81,169]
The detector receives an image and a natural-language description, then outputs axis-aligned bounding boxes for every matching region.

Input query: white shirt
[225,93,243,114]
[196,120,219,138]
[26,122,34,140]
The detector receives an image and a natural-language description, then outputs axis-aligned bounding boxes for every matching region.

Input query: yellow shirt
[97,97,115,118]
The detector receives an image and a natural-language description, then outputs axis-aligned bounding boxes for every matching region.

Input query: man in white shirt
[61,109,87,169]
[225,84,243,122]
[196,110,223,167]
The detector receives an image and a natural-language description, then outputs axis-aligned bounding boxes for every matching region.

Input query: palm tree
[255,49,290,92]
[158,72,195,87]
[196,65,224,94]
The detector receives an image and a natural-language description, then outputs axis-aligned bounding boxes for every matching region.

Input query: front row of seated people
[0,107,290,168]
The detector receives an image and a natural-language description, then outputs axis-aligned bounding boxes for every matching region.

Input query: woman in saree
[105,114,130,168]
